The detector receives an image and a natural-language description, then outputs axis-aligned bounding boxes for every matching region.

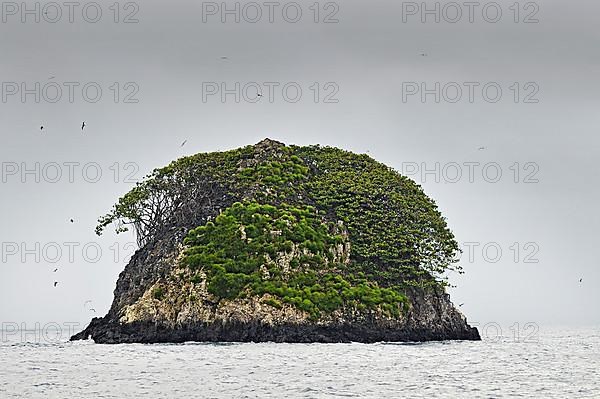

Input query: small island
[71,139,479,343]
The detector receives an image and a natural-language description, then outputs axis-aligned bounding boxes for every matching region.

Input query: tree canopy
[96,140,462,289]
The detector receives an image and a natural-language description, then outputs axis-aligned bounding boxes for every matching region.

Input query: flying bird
[181,140,187,147]
[81,121,86,131]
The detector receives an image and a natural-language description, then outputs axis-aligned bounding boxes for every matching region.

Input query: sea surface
[1,326,598,398]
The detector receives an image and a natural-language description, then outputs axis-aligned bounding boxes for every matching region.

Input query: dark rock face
[72,318,479,344]
[71,140,480,344]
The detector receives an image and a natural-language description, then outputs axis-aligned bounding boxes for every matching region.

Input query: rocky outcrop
[71,139,480,343]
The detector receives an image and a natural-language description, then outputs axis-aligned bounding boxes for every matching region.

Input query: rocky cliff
[71,139,479,343]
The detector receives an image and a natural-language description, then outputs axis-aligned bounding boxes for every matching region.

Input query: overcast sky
[1,0,598,335]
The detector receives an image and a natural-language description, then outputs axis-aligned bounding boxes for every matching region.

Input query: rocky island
[71,139,480,343]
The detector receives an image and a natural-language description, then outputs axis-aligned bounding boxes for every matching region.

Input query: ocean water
[1,327,598,398]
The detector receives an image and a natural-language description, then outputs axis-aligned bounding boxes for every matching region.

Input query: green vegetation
[152,287,165,300]
[240,158,309,191]
[263,298,283,309]
[293,146,461,286]
[96,139,462,318]
[181,201,407,318]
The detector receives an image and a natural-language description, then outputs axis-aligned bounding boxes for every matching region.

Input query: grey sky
[0,0,598,331]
